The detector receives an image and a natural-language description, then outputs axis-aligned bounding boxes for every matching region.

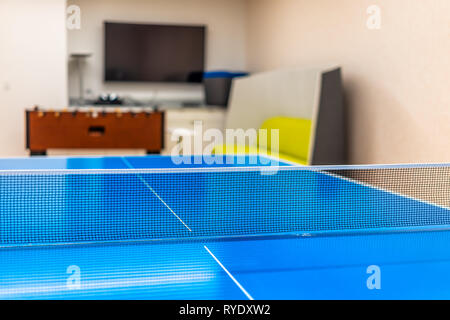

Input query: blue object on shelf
[203,71,248,79]
[203,71,249,107]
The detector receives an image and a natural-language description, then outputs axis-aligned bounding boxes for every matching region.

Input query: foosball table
[25,107,164,156]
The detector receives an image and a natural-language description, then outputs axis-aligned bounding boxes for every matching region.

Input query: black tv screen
[104,22,205,83]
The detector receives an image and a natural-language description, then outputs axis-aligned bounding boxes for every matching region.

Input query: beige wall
[67,0,248,103]
[1,0,448,162]
[0,0,68,157]
[246,0,450,164]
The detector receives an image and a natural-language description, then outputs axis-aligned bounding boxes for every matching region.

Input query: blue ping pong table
[1,155,450,300]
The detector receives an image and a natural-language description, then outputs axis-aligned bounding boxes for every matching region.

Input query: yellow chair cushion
[215,144,260,155]
[213,116,312,165]
[276,152,308,165]
[259,117,311,161]
[213,145,308,165]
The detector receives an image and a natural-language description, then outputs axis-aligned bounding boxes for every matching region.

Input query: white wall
[0,0,68,157]
[67,0,248,103]
[2,0,448,163]
[247,0,450,164]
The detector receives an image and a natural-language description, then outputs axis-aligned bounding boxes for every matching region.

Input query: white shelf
[163,107,227,155]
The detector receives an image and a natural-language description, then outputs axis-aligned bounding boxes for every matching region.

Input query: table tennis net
[1,165,449,246]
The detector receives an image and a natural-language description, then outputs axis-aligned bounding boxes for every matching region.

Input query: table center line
[204,245,254,300]
[121,157,192,232]
[122,157,253,300]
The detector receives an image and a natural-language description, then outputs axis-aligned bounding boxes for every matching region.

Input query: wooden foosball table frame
[26,107,164,156]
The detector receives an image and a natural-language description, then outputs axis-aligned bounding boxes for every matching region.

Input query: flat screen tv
[104,22,206,83]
